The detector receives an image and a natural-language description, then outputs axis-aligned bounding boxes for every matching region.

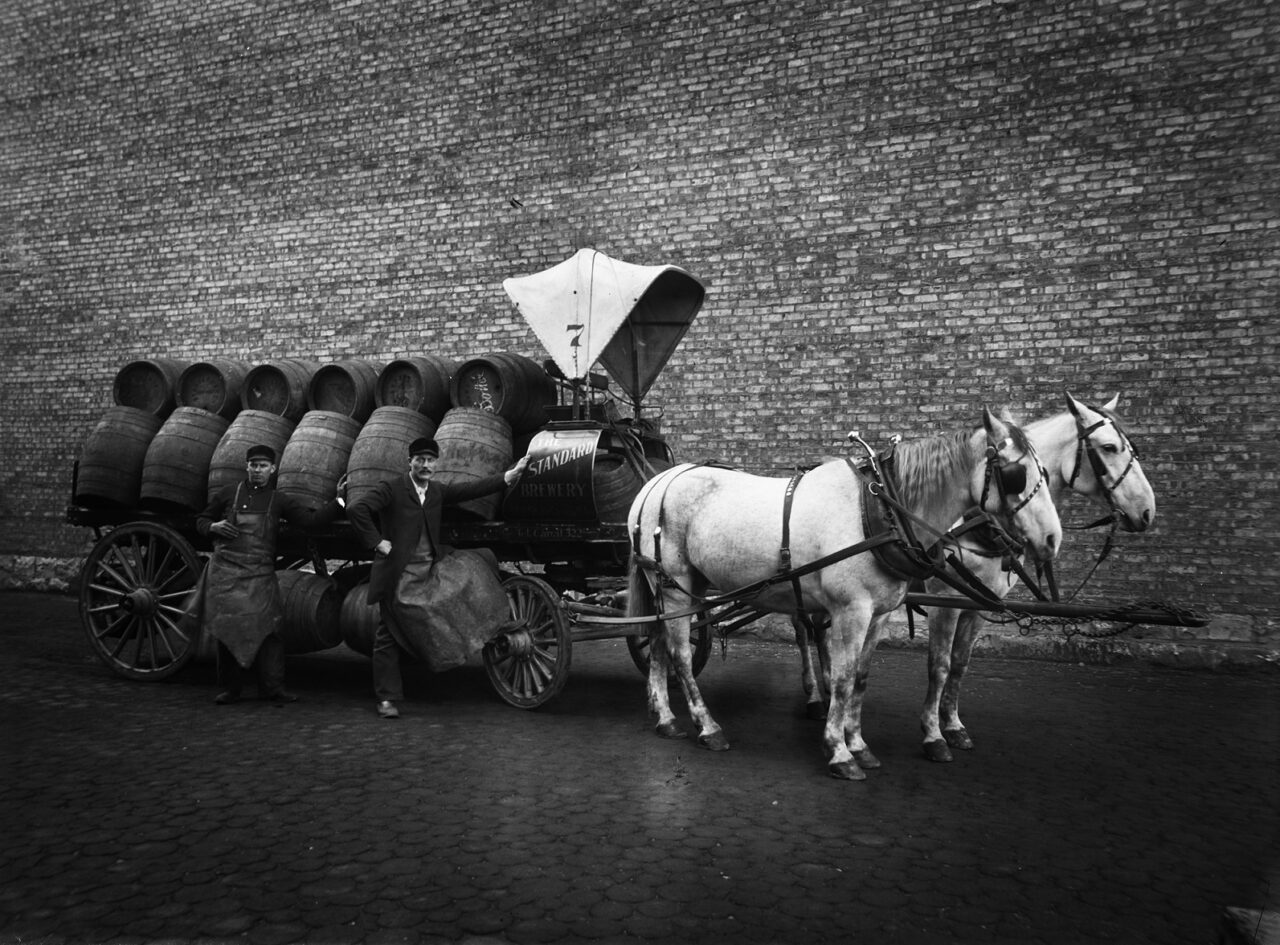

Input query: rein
[628,436,1050,630]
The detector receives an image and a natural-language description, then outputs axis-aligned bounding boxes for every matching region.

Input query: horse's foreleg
[940,610,982,751]
[843,612,891,771]
[922,606,961,763]
[822,605,871,780]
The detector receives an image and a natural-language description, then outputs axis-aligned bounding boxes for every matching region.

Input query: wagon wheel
[483,575,572,709]
[626,616,713,678]
[78,522,204,680]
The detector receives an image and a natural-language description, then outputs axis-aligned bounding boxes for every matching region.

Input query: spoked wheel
[627,617,713,678]
[78,522,204,680]
[483,575,571,709]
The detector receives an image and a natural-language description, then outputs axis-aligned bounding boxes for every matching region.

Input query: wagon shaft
[904,593,1210,628]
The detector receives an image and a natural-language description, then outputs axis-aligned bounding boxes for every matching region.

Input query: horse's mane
[890,416,1031,507]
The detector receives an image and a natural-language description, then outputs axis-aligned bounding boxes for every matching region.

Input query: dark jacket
[347,473,507,604]
[197,481,341,537]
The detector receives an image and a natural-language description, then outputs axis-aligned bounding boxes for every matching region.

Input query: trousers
[218,635,286,697]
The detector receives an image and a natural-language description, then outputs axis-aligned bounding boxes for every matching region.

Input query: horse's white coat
[627,409,1063,779]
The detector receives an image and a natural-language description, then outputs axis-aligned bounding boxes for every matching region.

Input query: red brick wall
[1,0,1275,647]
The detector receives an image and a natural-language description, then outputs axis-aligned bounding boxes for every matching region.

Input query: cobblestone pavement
[1,590,1276,945]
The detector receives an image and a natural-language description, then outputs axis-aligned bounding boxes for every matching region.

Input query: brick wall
[2,0,1275,649]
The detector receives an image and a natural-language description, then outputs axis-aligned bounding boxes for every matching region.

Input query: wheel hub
[119,587,158,617]
[489,625,533,659]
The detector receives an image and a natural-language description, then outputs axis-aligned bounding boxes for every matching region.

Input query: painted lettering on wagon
[527,442,595,477]
[517,482,588,498]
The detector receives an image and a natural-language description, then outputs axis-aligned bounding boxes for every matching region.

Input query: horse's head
[976,408,1062,562]
[1064,393,1155,533]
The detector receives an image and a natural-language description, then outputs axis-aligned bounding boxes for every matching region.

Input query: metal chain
[982,599,1205,639]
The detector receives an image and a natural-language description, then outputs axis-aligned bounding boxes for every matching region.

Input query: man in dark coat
[192,444,344,705]
[348,436,529,718]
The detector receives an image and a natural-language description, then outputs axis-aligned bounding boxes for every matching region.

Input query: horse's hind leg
[647,611,685,740]
[922,606,961,763]
[794,615,829,720]
[668,612,729,751]
[940,610,982,751]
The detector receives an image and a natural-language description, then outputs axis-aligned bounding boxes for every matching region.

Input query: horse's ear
[983,406,1011,443]
[1065,391,1085,419]
[1102,394,1120,412]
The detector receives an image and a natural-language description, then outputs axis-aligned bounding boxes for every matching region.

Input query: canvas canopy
[502,249,705,406]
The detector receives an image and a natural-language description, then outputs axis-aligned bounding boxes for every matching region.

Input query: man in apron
[348,437,529,719]
[191,444,343,705]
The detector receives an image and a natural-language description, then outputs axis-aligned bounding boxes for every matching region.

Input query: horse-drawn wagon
[65,250,1208,773]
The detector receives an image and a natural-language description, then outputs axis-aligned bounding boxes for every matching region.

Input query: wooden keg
[593,454,672,523]
[74,406,165,508]
[112,358,188,417]
[432,407,513,521]
[449,352,557,433]
[345,406,438,509]
[307,359,380,423]
[176,360,252,420]
[275,570,343,654]
[276,411,361,514]
[241,360,320,422]
[374,355,458,422]
[139,407,230,511]
[339,580,379,657]
[206,410,297,502]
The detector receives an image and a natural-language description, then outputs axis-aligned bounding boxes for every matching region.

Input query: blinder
[997,459,1027,497]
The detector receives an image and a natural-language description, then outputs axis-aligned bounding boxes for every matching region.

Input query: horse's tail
[626,550,656,622]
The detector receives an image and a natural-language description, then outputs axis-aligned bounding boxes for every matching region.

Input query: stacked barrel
[73,352,559,510]
[73,352,565,658]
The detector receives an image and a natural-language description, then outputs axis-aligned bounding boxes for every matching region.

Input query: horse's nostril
[1142,509,1152,525]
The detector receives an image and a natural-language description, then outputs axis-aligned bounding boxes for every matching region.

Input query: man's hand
[209,521,239,540]
[505,454,531,486]
[375,540,392,557]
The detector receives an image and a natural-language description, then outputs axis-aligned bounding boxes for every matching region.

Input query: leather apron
[197,483,284,668]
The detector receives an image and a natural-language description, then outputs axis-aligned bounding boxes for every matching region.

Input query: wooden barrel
[307,359,380,423]
[339,580,379,657]
[176,360,252,420]
[139,407,231,511]
[345,406,438,509]
[112,358,188,417]
[241,360,320,422]
[593,453,672,523]
[432,408,513,521]
[449,352,557,433]
[74,406,165,508]
[276,411,362,514]
[206,410,297,502]
[375,355,458,422]
[276,570,343,654]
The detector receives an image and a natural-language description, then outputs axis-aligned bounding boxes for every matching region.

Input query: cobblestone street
[1,590,1276,944]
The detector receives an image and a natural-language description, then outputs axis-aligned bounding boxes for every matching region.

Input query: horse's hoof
[805,702,828,721]
[828,761,866,781]
[655,721,688,740]
[697,731,731,752]
[943,728,974,751]
[923,739,954,763]
[852,748,881,770]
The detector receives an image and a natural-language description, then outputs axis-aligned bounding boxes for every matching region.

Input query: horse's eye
[1102,443,1120,454]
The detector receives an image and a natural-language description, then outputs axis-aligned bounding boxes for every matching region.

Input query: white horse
[627,409,1063,780]
[794,394,1156,762]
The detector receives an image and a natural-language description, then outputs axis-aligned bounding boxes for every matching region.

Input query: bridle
[979,437,1049,520]
[1066,409,1139,514]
